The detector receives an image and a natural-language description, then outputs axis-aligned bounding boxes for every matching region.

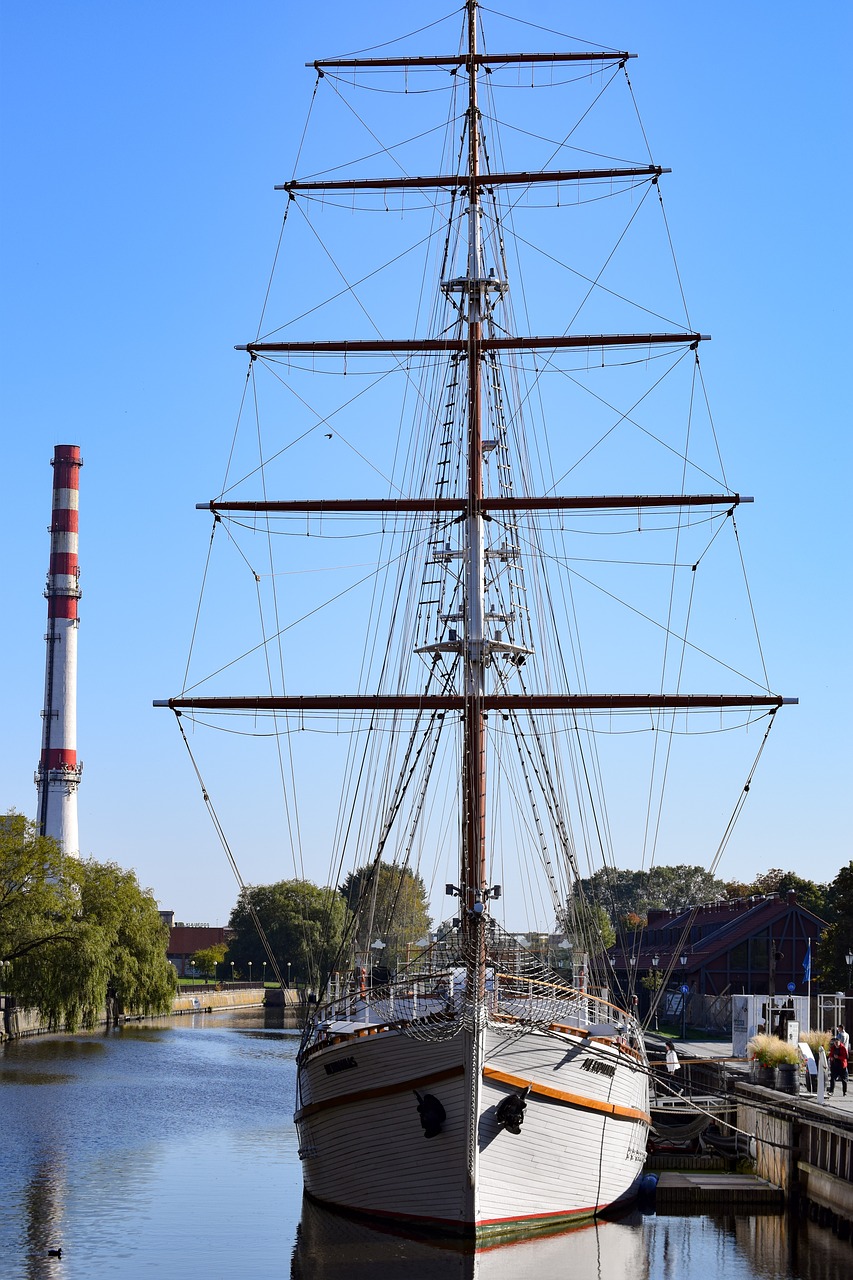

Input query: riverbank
[0,985,300,1040]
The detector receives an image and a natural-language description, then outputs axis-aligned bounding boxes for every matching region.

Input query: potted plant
[747,1033,787,1088]
[772,1039,801,1094]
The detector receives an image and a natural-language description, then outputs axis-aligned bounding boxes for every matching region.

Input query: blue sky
[1,2,850,926]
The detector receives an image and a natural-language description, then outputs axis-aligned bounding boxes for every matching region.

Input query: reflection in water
[292,1198,853,1280]
[731,1212,852,1280]
[24,1153,65,1280]
[291,1198,649,1280]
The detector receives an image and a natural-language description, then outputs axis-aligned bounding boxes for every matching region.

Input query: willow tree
[1,814,176,1030]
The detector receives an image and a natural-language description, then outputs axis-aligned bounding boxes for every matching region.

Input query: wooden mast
[464,0,486,934]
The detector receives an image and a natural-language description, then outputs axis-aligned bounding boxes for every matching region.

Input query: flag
[803,941,811,984]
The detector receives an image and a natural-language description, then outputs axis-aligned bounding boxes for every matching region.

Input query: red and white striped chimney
[35,444,83,857]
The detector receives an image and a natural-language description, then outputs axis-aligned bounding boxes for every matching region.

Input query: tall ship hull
[298,1015,648,1234]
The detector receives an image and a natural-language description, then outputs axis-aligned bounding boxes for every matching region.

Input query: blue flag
[803,941,811,983]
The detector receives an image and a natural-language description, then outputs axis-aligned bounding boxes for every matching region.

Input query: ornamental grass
[747,1033,800,1066]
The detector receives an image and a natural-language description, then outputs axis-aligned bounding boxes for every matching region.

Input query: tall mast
[463,0,487,929]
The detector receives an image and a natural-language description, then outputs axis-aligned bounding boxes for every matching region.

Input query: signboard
[680,984,690,995]
[787,982,796,993]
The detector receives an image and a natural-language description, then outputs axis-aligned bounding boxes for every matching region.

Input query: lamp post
[262,960,267,987]
[846,949,853,993]
[230,961,235,984]
[680,953,688,1041]
[651,954,660,1031]
[286,962,291,989]
[248,960,253,985]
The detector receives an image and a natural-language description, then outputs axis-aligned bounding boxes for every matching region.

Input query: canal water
[1,1009,849,1279]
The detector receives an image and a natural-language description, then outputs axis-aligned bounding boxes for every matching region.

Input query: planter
[775,1063,799,1095]
[753,1064,776,1088]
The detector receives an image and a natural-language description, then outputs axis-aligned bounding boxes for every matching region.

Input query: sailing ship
[157,0,791,1240]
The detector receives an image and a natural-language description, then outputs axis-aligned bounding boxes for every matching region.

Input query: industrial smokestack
[35,444,83,857]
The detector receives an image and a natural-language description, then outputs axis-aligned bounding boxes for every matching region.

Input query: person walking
[828,1034,849,1097]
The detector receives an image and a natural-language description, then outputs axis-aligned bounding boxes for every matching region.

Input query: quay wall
[1,986,298,1041]
[736,1082,853,1232]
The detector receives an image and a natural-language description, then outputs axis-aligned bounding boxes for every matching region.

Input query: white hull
[296,1018,649,1237]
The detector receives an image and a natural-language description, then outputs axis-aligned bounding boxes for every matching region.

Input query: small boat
[157,0,791,1241]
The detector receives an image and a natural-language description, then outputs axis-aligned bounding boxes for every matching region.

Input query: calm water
[1,1010,849,1279]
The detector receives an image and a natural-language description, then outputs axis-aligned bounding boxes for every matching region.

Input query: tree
[192,943,227,981]
[338,861,431,972]
[728,868,830,918]
[572,864,728,927]
[1,814,176,1030]
[816,862,853,989]
[0,813,78,964]
[227,879,349,990]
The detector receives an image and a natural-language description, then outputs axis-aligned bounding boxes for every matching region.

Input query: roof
[613,891,827,973]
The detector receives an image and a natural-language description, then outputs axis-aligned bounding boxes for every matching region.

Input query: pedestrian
[828,1035,849,1097]
[837,1024,850,1052]
[666,1044,680,1075]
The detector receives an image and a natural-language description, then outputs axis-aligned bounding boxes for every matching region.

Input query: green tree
[227,879,349,990]
[0,813,77,964]
[573,864,728,927]
[816,862,853,988]
[751,869,829,918]
[722,869,829,917]
[1,814,176,1030]
[191,943,227,981]
[339,861,431,972]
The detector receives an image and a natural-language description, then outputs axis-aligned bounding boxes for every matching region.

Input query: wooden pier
[655,1170,784,1210]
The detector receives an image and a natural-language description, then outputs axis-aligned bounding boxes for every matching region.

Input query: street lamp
[680,953,688,1041]
[262,960,267,986]
[845,949,853,992]
[248,960,253,985]
[286,961,291,989]
[230,961,235,984]
[651,954,660,1032]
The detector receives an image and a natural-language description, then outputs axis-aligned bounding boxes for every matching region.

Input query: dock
[655,1171,784,1210]
[646,1037,853,1235]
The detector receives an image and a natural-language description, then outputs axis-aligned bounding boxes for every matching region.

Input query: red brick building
[165,920,232,978]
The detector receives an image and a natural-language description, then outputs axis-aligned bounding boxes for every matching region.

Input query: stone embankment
[1,986,300,1040]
